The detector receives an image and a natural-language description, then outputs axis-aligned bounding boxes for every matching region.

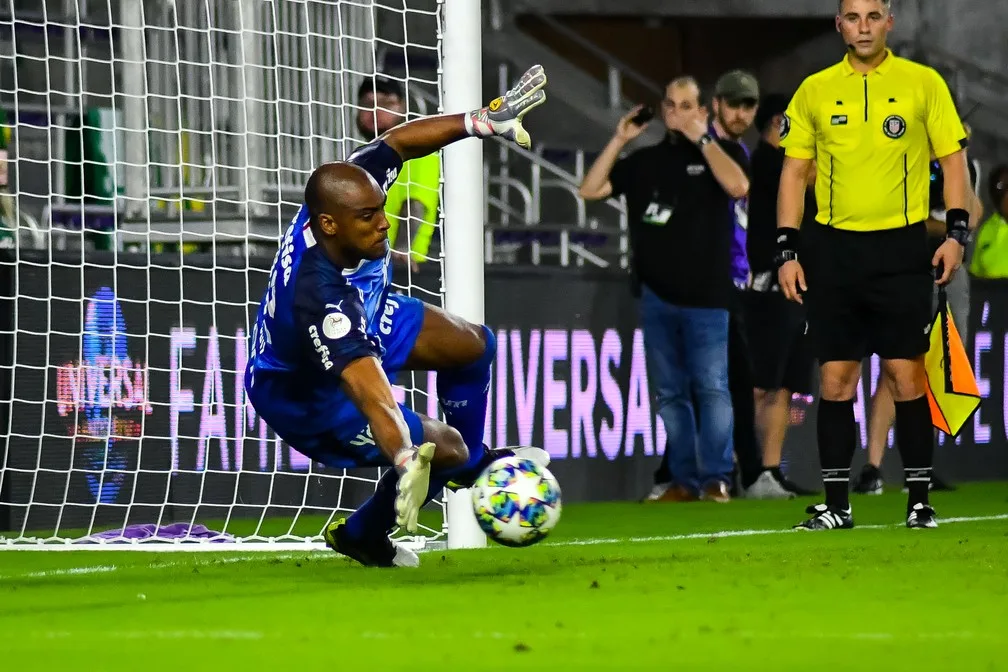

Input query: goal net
[0,0,451,550]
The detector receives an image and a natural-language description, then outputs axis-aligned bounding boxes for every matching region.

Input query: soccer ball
[471,455,562,547]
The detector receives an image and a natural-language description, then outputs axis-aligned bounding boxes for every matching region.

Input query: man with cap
[580,75,750,503]
[357,74,441,271]
[710,70,759,294]
[710,70,766,498]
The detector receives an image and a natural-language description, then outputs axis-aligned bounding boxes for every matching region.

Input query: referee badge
[779,113,790,139]
[883,114,907,139]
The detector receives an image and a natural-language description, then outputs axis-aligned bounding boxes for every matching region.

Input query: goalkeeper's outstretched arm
[380,64,547,161]
[340,356,414,463]
[340,355,449,533]
[340,356,466,470]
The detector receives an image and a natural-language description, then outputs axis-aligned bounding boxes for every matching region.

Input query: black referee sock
[894,396,935,512]
[817,399,857,510]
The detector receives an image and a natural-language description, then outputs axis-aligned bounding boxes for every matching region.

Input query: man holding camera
[579,76,749,502]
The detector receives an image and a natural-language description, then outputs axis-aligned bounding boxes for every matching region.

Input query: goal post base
[445,488,488,549]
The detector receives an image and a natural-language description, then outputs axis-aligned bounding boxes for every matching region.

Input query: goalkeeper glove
[465,64,547,150]
[393,442,436,534]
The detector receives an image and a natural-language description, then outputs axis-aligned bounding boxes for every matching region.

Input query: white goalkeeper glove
[393,442,436,534]
[465,64,547,150]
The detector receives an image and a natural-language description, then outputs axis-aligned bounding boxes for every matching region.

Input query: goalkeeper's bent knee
[464,324,495,377]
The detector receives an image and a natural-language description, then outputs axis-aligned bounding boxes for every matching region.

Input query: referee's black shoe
[906,503,939,529]
[794,503,854,531]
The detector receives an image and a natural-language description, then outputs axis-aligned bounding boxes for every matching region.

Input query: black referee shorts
[744,290,814,394]
[803,222,933,363]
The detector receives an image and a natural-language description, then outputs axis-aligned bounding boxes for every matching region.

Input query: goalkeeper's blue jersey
[244,140,404,439]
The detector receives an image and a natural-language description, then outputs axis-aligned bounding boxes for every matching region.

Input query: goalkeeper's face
[310,163,391,263]
[331,180,391,261]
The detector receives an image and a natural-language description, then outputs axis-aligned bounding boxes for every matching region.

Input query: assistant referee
[775,0,971,530]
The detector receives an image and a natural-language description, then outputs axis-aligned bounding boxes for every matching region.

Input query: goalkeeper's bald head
[304,162,390,263]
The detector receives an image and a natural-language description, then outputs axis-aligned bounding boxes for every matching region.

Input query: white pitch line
[144,552,317,571]
[0,564,118,581]
[544,513,1008,548]
[0,553,320,581]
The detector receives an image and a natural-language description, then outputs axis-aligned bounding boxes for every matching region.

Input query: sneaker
[779,475,820,497]
[323,518,420,568]
[794,503,854,530]
[659,484,700,502]
[745,470,796,500]
[700,481,731,503]
[852,464,884,495]
[643,482,672,502]
[906,503,938,529]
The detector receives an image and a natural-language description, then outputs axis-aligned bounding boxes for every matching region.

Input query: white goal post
[0,0,486,551]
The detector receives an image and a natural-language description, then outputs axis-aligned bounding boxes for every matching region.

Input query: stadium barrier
[1,252,1006,533]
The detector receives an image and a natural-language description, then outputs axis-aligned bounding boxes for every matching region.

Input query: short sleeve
[347,139,405,193]
[293,272,380,377]
[780,82,817,160]
[923,68,967,159]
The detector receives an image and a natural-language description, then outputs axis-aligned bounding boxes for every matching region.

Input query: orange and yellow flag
[924,287,981,437]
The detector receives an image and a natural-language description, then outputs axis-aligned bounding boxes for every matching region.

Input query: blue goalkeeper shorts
[261,294,428,468]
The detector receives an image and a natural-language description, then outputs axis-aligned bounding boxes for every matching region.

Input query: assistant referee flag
[925,284,981,437]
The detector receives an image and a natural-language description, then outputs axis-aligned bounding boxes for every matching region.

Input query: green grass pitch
[1,483,1006,671]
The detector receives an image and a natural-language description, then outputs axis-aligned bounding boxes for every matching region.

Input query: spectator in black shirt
[743,93,818,499]
[647,70,765,500]
[579,76,750,502]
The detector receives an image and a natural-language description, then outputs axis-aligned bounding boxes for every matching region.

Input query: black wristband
[946,208,970,245]
[774,227,801,268]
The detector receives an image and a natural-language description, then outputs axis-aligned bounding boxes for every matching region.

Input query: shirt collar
[840,47,895,76]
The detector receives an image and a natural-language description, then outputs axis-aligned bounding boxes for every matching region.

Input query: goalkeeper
[245,66,549,567]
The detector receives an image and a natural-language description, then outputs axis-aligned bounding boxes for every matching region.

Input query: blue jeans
[641,286,734,492]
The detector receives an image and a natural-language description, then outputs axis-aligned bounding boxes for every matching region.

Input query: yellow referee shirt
[781,49,967,232]
[385,153,441,262]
